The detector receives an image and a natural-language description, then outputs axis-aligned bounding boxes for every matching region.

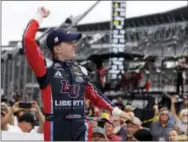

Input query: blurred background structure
[1,0,188,117]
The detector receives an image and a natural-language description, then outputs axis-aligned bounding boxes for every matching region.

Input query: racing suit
[23,19,114,141]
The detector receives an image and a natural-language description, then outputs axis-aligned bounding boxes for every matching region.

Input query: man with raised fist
[23,7,133,141]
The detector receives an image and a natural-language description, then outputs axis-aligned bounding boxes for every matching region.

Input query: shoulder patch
[45,58,53,68]
[79,65,88,76]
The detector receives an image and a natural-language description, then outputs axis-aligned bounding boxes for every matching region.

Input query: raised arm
[170,96,178,121]
[30,101,45,133]
[22,7,50,77]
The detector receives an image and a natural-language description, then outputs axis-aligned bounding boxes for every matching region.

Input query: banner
[109,1,126,79]
[2,131,43,140]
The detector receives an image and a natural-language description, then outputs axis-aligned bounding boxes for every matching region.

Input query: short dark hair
[159,107,169,113]
[18,112,35,128]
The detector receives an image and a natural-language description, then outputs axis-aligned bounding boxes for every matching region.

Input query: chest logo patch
[54,71,63,78]
[61,80,80,98]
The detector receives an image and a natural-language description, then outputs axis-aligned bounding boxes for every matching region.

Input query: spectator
[176,58,188,97]
[14,109,27,126]
[112,116,126,141]
[92,127,108,141]
[168,128,188,141]
[133,128,153,141]
[171,95,188,134]
[150,107,174,141]
[2,101,44,133]
[141,103,160,128]
[126,117,142,141]
[168,128,179,141]
[1,102,14,130]
[104,117,122,141]
[8,112,35,133]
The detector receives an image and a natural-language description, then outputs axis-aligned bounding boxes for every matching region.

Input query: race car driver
[23,6,133,141]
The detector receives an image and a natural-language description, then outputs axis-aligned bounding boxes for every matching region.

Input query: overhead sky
[2,1,187,45]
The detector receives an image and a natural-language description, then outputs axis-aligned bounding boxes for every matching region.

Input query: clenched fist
[171,95,177,104]
[120,111,134,121]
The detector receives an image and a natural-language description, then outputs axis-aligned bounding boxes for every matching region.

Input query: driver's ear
[53,45,61,54]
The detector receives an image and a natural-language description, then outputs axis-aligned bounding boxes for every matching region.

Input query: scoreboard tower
[108,0,126,80]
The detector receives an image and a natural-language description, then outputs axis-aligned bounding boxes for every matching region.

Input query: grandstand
[1,5,188,102]
[39,6,188,58]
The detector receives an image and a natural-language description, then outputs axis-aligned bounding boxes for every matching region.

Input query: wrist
[10,107,14,114]
[35,108,42,115]
[35,110,40,114]
[33,12,43,25]
[112,107,122,117]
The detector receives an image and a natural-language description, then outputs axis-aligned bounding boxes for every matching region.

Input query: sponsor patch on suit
[74,72,82,76]
[54,71,63,78]
[75,76,84,82]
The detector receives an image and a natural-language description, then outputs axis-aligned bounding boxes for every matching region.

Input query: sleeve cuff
[112,107,122,116]
[33,13,43,25]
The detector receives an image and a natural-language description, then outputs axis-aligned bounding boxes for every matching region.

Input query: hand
[37,6,50,18]
[11,101,24,113]
[153,104,158,111]
[119,111,134,121]
[30,101,40,113]
[128,111,135,118]
[171,95,177,104]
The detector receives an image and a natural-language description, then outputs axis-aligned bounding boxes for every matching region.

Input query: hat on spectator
[93,127,106,137]
[133,128,152,141]
[46,28,82,51]
[101,112,110,119]
[126,117,142,127]
[98,117,114,128]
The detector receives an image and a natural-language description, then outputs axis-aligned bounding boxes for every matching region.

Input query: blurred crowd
[1,96,44,134]
[1,91,188,141]
[85,94,188,141]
